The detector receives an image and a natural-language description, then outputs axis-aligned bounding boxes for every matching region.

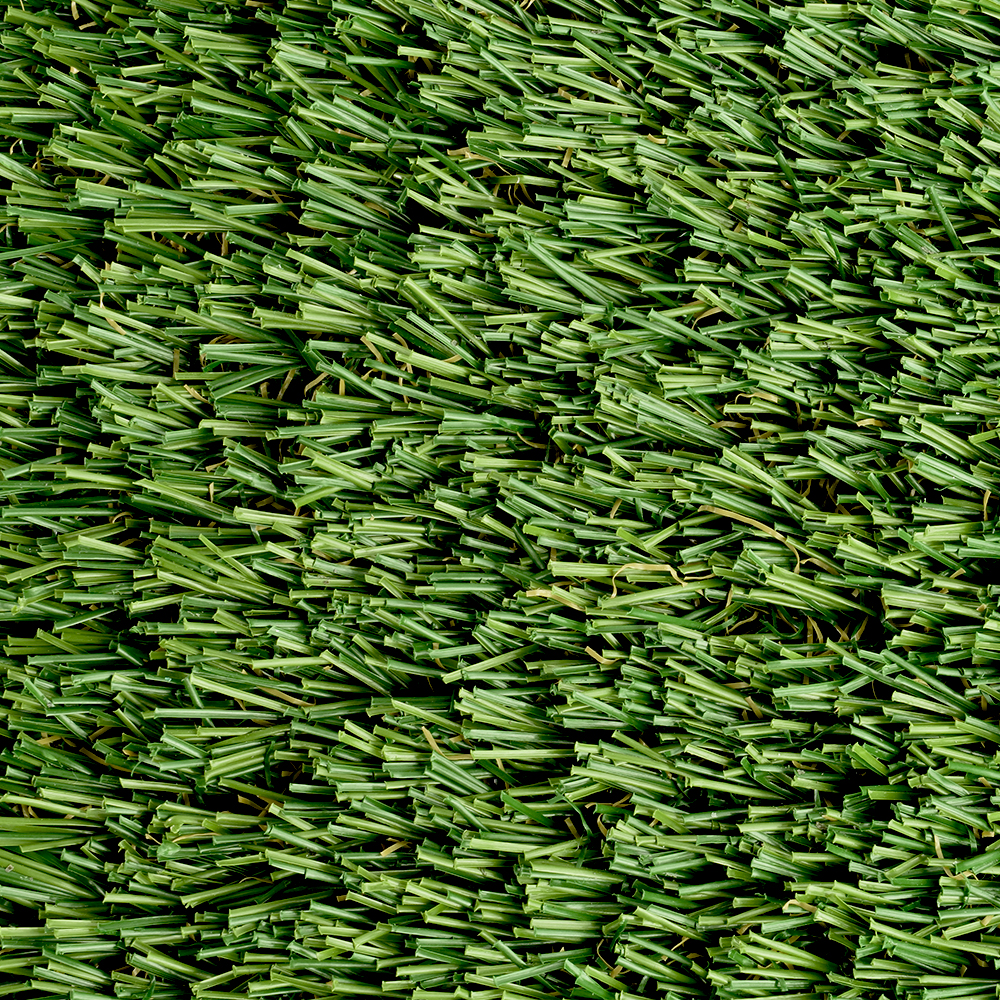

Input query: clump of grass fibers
[2,0,1000,997]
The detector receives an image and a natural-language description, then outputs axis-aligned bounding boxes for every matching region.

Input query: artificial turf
[1,0,1000,996]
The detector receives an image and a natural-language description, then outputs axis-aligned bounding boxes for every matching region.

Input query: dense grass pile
[3,0,1000,996]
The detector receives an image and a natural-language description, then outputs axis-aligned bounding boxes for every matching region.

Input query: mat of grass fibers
[5,0,1000,996]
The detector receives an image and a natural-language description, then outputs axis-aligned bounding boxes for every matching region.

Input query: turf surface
[2,0,1000,996]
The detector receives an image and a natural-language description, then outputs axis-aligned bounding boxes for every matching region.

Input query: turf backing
[2,0,1000,997]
